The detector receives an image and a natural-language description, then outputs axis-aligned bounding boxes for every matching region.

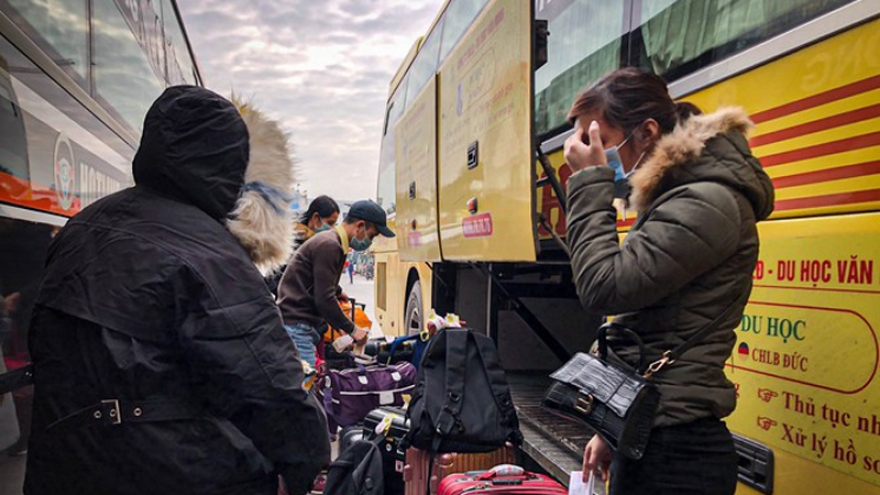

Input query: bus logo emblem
[53,133,76,211]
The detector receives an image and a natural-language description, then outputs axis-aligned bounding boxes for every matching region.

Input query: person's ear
[641,119,661,142]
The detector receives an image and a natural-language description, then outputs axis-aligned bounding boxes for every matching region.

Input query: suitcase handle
[476,464,526,480]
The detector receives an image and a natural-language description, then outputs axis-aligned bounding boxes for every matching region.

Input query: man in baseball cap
[276,199,395,375]
[346,199,396,241]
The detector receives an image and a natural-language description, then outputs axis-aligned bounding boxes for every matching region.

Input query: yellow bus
[374,0,880,493]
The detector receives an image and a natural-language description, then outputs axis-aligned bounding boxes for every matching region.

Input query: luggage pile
[319,311,567,495]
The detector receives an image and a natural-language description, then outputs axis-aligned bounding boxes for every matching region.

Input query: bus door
[436,0,536,262]
[395,65,441,262]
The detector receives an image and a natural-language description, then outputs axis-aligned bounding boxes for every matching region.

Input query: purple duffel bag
[316,361,416,431]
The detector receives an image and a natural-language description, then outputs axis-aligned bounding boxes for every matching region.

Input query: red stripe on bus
[774,188,880,211]
[0,171,80,216]
[750,75,880,124]
[759,131,880,167]
[750,103,880,147]
[773,160,880,189]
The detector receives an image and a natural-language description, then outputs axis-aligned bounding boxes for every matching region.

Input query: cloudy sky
[177,0,443,202]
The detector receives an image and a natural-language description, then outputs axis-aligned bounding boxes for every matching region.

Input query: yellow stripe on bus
[750,89,880,136]
[752,119,880,158]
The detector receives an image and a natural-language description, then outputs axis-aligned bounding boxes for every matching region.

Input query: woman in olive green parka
[564,69,774,495]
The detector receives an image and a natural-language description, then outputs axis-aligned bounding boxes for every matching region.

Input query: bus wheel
[404,280,422,335]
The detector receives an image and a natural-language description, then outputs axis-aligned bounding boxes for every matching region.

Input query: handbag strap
[645,283,751,377]
[596,324,648,373]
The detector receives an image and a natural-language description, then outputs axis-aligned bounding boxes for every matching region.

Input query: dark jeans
[610,418,738,495]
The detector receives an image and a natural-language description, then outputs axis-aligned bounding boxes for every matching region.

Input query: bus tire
[404,279,422,335]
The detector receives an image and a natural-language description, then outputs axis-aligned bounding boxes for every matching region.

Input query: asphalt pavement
[339,273,384,338]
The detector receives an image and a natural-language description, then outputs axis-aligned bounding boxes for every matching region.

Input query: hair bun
[675,101,702,123]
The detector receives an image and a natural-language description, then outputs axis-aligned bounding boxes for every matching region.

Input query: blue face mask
[605,132,634,181]
[606,130,649,181]
[314,222,332,233]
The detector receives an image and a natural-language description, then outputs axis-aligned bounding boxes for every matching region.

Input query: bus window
[92,0,165,132]
[438,0,488,64]
[634,0,855,82]
[378,77,409,216]
[534,0,626,137]
[161,0,198,86]
[406,22,443,105]
[0,58,28,181]
[4,0,90,83]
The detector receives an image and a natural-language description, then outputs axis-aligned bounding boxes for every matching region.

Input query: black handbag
[542,292,747,459]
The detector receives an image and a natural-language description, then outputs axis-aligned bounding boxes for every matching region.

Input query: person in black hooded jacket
[23,86,330,495]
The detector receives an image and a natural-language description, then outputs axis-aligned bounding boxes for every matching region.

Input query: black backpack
[405,327,521,455]
[323,437,385,495]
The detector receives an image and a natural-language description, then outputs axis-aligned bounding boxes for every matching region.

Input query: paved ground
[339,274,384,338]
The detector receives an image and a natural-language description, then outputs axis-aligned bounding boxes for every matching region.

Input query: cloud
[177,0,443,203]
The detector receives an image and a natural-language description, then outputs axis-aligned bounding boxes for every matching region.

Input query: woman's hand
[564,120,607,172]
[583,435,612,482]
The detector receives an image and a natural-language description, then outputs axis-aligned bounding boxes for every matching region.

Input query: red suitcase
[437,468,567,495]
[403,447,515,495]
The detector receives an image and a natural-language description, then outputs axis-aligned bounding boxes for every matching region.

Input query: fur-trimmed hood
[226,101,297,275]
[132,87,296,275]
[629,106,774,220]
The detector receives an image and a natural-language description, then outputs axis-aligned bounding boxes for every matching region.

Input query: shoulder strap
[439,329,468,430]
[667,283,752,362]
[0,364,33,395]
[424,330,466,495]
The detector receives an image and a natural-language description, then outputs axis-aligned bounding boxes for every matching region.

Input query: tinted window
[4,0,90,82]
[0,64,28,180]
[634,0,855,81]
[162,0,198,85]
[534,0,625,136]
[92,0,165,132]
[438,0,488,64]
[377,78,409,216]
[406,24,443,105]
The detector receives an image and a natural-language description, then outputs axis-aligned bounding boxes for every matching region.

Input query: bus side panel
[726,214,880,494]
[374,248,404,338]
[395,77,441,262]
[684,18,880,221]
[437,0,535,262]
[683,19,880,494]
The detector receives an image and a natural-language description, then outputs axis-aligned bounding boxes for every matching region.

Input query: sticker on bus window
[463,213,493,238]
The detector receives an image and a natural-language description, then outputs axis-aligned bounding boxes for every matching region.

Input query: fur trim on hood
[226,100,296,275]
[630,107,754,212]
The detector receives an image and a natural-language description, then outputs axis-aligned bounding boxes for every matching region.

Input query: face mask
[314,221,332,233]
[350,235,372,252]
[605,132,634,181]
[605,127,652,181]
[350,225,373,252]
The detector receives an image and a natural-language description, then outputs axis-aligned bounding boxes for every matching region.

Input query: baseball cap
[348,200,395,238]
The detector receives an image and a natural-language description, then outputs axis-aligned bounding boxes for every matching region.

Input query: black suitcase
[339,424,364,454]
[363,406,409,495]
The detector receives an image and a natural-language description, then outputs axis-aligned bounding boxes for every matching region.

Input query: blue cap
[348,200,395,238]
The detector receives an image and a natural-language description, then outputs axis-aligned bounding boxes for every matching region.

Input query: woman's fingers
[582,443,594,481]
